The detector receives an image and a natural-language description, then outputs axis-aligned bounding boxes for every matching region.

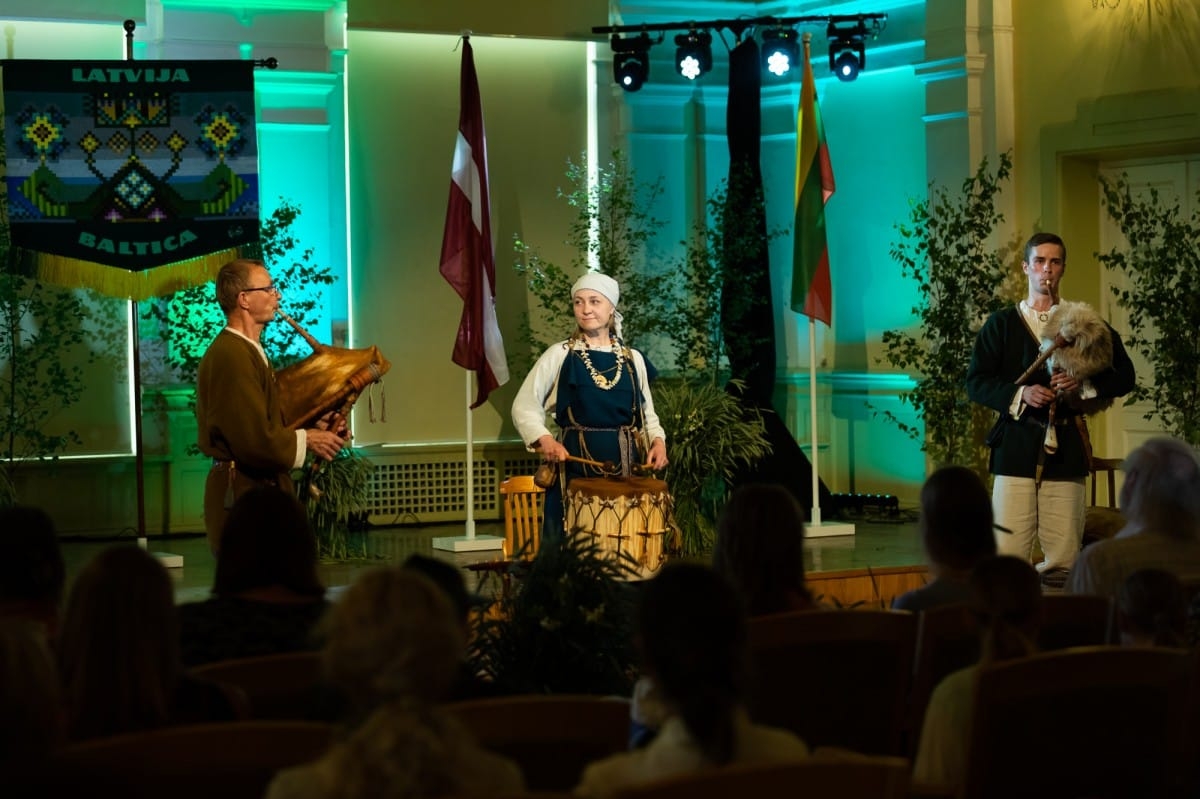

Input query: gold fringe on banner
[16,247,243,300]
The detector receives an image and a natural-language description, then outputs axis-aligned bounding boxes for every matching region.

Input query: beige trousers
[991,475,1086,572]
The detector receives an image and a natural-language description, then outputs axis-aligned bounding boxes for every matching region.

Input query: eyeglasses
[242,284,279,295]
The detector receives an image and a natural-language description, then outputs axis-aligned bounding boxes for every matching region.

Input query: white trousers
[992,475,1086,572]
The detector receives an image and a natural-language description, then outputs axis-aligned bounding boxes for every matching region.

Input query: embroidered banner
[1,59,259,287]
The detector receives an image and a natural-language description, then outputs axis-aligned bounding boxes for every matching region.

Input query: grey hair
[1121,437,1200,539]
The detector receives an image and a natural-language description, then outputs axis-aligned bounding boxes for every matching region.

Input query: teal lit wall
[820,65,928,370]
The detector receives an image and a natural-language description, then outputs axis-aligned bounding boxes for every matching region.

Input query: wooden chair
[962,646,1192,799]
[500,475,545,560]
[42,720,334,799]
[906,603,979,758]
[189,650,327,720]
[745,610,917,757]
[1083,455,1126,547]
[1037,593,1114,650]
[610,756,911,799]
[442,694,631,792]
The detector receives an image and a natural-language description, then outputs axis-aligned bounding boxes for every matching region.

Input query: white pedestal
[806,521,856,538]
[153,551,185,568]
[431,534,505,553]
[139,536,184,568]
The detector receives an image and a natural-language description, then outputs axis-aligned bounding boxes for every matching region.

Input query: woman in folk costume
[512,272,668,542]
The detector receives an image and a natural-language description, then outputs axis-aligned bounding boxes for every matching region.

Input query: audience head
[0,619,62,767]
[637,562,747,766]
[713,483,810,616]
[319,566,465,716]
[57,546,180,740]
[1116,568,1187,648]
[0,505,65,634]
[968,555,1043,662]
[919,466,997,573]
[213,485,324,599]
[402,554,476,630]
[1119,437,1200,538]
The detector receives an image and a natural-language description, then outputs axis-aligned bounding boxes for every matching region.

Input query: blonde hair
[319,567,465,715]
[57,546,179,740]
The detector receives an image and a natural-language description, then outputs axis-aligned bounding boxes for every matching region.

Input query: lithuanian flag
[790,35,836,326]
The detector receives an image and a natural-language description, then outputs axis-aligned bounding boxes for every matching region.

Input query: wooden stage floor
[59,511,927,609]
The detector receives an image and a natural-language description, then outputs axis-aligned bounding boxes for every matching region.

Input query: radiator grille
[365,446,541,526]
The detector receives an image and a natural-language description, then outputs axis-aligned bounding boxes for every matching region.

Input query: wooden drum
[566,476,675,579]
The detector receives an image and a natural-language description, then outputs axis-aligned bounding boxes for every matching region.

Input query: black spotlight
[827,19,867,82]
[674,29,712,81]
[761,26,800,77]
[611,32,652,92]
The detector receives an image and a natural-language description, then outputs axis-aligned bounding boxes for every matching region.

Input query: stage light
[761,26,800,77]
[674,29,712,81]
[827,19,867,82]
[610,32,652,92]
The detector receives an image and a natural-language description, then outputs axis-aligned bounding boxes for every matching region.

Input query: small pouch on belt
[224,461,237,509]
[533,461,558,490]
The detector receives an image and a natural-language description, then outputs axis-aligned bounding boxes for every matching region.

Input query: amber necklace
[576,337,625,390]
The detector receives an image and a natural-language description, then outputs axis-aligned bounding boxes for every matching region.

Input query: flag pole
[464,371,476,539]
[432,35,505,553]
[125,18,183,567]
[794,32,852,538]
[809,316,821,525]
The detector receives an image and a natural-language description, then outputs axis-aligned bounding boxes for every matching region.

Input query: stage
[58,513,928,608]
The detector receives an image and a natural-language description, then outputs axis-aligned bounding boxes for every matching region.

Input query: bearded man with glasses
[195,258,348,554]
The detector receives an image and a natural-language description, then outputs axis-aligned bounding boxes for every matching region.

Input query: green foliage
[140,198,337,385]
[295,448,375,560]
[469,532,637,695]
[512,152,684,371]
[1098,176,1200,444]
[654,379,772,555]
[877,152,1014,472]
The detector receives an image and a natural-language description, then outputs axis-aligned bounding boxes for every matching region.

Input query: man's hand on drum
[646,438,668,470]
[537,434,569,463]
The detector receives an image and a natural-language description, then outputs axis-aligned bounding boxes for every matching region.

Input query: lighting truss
[597,13,887,89]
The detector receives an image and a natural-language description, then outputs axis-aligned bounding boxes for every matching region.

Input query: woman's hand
[647,438,668,470]
[537,434,569,463]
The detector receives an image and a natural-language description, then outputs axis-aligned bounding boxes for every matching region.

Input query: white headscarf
[572,272,623,339]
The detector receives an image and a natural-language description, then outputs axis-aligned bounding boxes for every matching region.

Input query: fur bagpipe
[1015,300,1115,416]
[274,312,391,430]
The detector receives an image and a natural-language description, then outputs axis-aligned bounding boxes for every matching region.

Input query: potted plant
[875,152,1017,474]
[469,530,637,695]
[1098,175,1200,444]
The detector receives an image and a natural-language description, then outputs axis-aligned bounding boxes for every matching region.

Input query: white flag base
[139,536,184,568]
[806,521,856,538]
[432,534,505,553]
[154,552,185,568]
